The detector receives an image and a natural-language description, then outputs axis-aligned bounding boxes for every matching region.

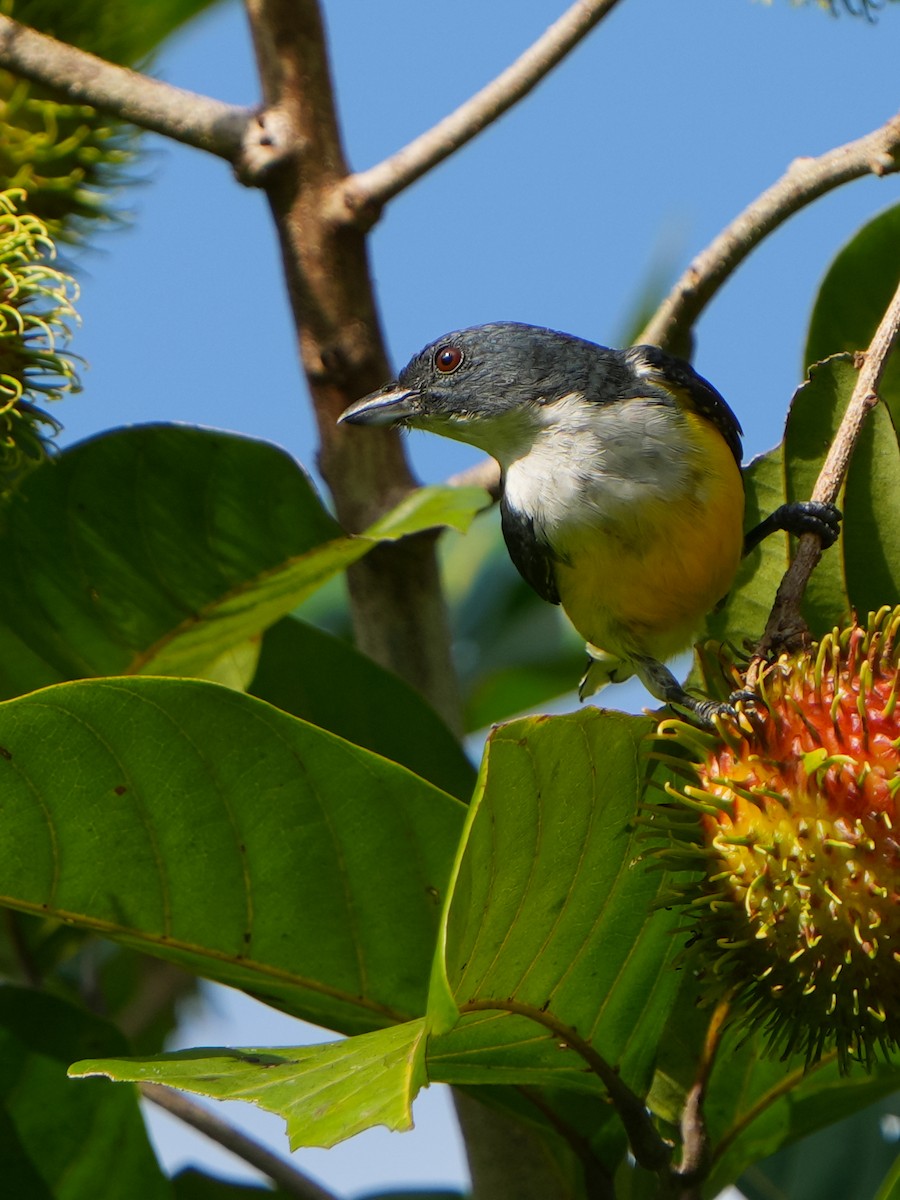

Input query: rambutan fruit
[653,607,900,1069]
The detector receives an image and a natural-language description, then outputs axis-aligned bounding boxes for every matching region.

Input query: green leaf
[250,617,476,802]
[0,986,171,1200]
[366,484,490,541]
[740,1093,900,1200]
[72,1018,428,1151]
[704,440,788,654]
[707,354,898,661]
[704,1029,900,1196]
[427,711,684,1106]
[842,400,900,617]
[0,676,464,1035]
[0,425,489,697]
[805,203,900,428]
[783,356,854,636]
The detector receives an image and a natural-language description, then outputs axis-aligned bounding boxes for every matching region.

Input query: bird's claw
[778,500,843,548]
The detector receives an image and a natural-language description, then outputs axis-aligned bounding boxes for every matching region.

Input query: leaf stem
[332,0,625,223]
[140,1082,341,1200]
[460,997,672,1175]
[753,273,900,663]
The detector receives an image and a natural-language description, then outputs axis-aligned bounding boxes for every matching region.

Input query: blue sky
[55,0,900,1194]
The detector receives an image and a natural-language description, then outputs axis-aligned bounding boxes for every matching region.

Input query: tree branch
[140,1082,340,1200]
[241,0,464,732]
[753,273,900,663]
[0,14,251,160]
[332,0,625,224]
[640,110,900,355]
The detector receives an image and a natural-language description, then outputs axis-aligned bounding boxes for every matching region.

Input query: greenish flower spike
[0,188,79,487]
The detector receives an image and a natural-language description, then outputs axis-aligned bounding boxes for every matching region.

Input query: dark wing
[500,496,561,605]
[625,344,744,467]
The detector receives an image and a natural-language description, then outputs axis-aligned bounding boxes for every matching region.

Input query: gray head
[338,322,630,457]
[339,321,743,466]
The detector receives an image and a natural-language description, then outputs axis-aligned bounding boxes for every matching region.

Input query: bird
[338,322,841,726]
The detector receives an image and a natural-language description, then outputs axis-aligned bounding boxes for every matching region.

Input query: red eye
[435,345,463,374]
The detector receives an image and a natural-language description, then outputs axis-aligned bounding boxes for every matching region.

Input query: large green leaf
[0,424,489,697]
[841,400,900,618]
[805,204,900,428]
[250,617,476,802]
[783,356,854,636]
[703,441,788,655]
[0,676,465,1035]
[426,711,684,1150]
[0,986,171,1200]
[72,1018,428,1151]
[704,1036,900,1197]
[705,357,859,657]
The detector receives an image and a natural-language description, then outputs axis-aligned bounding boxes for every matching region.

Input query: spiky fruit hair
[0,187,79,488]
[653,607,900,1070]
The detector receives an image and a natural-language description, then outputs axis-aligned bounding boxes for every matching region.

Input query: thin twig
[0,14,251,160]
[752,274,900,666]
[140,1082,340,1200]
[332,0,625,223]
[640,111,900,355]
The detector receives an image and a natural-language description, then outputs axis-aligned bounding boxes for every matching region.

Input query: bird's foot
[634,656,761,731]
[743,500,842,555]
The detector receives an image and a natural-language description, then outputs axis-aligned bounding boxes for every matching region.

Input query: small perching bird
[339,322,840,726]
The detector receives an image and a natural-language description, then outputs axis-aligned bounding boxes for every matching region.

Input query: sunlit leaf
[72,1018,428,1151]
[0,676,464,1035]
[427,710,683,1112]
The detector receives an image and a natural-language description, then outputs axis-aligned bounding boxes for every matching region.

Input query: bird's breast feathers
[502,393,706,536]
[500,396,745,659]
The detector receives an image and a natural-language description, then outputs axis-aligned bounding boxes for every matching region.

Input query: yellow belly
[554,424,744,663]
